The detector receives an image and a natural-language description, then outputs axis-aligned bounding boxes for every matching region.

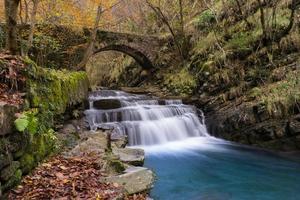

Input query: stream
[85,90,300,200]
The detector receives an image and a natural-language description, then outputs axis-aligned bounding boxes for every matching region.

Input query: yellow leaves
[32,0,119,28]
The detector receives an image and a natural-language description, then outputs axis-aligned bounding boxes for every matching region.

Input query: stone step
[113,148,145,166]
[102,167,155,195]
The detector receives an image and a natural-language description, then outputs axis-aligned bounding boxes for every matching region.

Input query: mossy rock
[108,159,126,174]
[26,63,89,115]
[0,138,11,154]
[0,161,20,182]
[0,153,12,171]
[2,169,22,192]
[19,153,35,174]
[32,135,48,162]
[9,132,30,158]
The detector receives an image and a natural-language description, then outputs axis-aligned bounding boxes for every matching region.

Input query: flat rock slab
[102,167,155,195]
[113,148,145,166]
[65,131,108,157]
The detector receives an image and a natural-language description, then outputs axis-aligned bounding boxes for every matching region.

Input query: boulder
[93,99,121,110]
[113,148,145,166]
[66,131,108,157]
[0,102,18,136]
[102,167,155,195]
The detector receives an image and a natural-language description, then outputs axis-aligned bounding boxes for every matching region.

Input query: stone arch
[93,45,154,70]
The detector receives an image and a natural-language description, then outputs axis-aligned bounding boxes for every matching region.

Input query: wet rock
[113,148,145,166]
[102,167,155,195]
[288,120,300,136]
[0,161,20,182]
[0,102,19,136]
[253,105,270,122]
[120,86,162,96]
[93,99,121,110]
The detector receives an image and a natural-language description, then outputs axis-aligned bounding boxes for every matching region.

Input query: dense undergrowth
[183,0,300,115]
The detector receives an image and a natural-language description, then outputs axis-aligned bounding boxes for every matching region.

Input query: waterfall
[84,90,209,146]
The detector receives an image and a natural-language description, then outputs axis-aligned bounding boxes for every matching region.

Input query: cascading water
[85,90,209,146]
[85,90,300,200]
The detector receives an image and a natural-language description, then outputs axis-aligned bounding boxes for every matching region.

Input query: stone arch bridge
[92,30,167,70]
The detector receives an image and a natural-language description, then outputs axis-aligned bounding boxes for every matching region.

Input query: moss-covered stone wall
[0,59,89,196]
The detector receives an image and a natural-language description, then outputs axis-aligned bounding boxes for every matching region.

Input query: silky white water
[85,90,209,146]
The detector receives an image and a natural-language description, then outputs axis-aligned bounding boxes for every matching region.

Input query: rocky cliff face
[205,98,300,151]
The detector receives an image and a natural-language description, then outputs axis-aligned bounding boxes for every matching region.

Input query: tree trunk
[5,0,21,55]
[23,0,39,56]
[77,5,102,70]
[257,0,268,43]
[146,0,185,62]
[179,0,184,35]
[234,0,252,29]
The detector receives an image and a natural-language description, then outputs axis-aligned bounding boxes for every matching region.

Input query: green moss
[19,153,35,174]
[26,64,89,115]
[163,68,197,96]
[108,159,126,174]
[193,32,223,57]
[13,59,85,179]
[0,161,20,182]
[192,10,216,30]
[2,169,22,191]
[224,27,262,55]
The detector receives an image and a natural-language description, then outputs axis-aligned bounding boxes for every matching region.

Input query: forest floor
[7,121,148,200]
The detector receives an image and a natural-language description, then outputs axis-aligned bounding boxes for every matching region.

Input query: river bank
[8,119,154,199]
